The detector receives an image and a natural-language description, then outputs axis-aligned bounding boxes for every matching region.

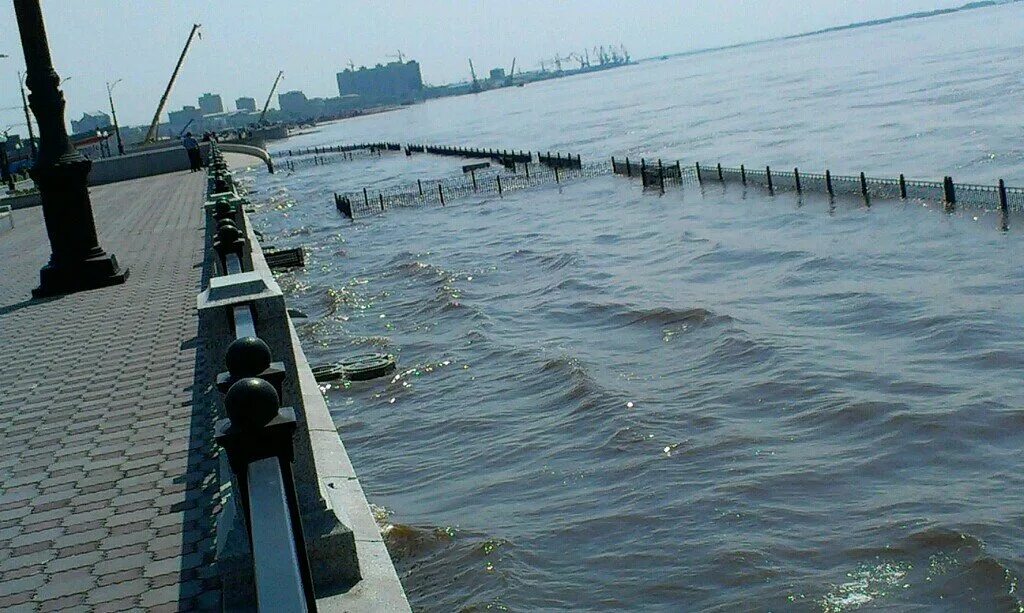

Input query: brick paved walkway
[0,171,222,611]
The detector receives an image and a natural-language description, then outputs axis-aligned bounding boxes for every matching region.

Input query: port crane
[468,59,480,93]
[505,57,516,86]
[388,50,406,63]
[144,23,201,143]
[259,70,284,125]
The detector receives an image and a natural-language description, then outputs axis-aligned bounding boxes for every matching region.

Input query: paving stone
[37,593,87,612]
[34,567,96,600]
[43,550,103,574]
[93,595,140,612]
[85,578,150,605]
[0,572,46,597]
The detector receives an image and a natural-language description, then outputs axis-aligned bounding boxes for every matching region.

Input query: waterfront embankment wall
[198,148,409,610]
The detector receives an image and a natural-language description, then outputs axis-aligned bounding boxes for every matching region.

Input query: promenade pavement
[0,170,222,611]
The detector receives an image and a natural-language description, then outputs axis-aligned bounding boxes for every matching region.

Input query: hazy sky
[0,0,968,135]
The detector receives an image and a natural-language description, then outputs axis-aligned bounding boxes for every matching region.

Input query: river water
[243,4,1024,611]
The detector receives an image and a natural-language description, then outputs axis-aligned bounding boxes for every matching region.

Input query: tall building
[336,60,423,104]
[278,90,312,117]
[198,92,224,115]
[235,97,257,112]
[167,105,203,135]
[70,111,111,135]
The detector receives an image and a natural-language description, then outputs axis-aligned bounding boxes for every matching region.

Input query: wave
[563,300,733,331]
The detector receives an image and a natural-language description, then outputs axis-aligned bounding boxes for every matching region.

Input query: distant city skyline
[0,0,976,137]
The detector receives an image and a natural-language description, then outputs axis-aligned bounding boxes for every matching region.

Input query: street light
[13,0,127,297]
[106,79,125,155]
[18,72,37,159]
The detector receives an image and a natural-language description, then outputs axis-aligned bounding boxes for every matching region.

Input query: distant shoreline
[643,0,1019,63]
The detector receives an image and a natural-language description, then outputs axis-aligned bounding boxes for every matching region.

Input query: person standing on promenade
[182,131,202,172]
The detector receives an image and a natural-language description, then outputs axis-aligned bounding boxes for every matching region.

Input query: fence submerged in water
[612,157,1023,218]
[335,160,609,219]
[272,140,1023,225]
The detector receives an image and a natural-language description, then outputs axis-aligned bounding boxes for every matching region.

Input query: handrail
[206,142,317,611]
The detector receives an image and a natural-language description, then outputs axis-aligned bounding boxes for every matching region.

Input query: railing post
[899,174,907,199]
[717,163,723,182]
[214,375,314,613]
[379,193,385,212]
[471,169,477,192]
[740,164,746,185]
[766,166,773,194]
[860,172,870,205]
[363,187,369,208]
[496,175,502,196]
[794,167,802,194]
[825,170,833,196]
[658,159,665,194]
[525,163,530,179]
[554,166,560,184]
[943,176,956,211]
[418,179,423,196]
[999,179,1009,231]
[695,162,702,184]
[625,157,631,177]
[438,183,445,206]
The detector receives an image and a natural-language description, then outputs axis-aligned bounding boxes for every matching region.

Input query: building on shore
[278,90,312,118]
[198,92,224,115]
[235,96,257,112]
[70,111,111,134]
[167,105,203,136]
[336,60,423,105]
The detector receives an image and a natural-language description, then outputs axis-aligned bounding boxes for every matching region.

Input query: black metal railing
[205,143,316,612]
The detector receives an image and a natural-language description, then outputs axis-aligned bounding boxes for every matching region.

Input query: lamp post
[13,0,127,297]
[19,72,37,159]
[106,79,124,156]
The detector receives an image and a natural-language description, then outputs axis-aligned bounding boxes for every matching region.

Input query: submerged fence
[280,142,400,172]
[612,156,1024,214]
[334,161,610,219]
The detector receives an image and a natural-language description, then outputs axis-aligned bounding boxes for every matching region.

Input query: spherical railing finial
[216,222,241,244]
[224,377,279,429]
[225,336,272,377]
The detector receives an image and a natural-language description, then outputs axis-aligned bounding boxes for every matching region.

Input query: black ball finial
[214,200,233,218]
[225,336,272,377]
[224,377,279,428]
[216,223,241,243]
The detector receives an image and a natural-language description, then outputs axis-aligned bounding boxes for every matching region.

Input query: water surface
[245,5,1024,611]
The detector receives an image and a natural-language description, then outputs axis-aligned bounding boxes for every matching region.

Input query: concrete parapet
[198,192,409,610]
[88,144,210,186]
[218,143,275,174]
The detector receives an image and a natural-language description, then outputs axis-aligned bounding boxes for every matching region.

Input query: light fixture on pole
[18,72,37,159]
[106,79,125,156]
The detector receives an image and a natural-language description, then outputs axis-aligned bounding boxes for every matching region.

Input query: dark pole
[14,0,127,297]
[107,80,125,156]
[0,140,13,191]
[18,71,37,159]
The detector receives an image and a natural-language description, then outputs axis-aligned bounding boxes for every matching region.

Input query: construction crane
[144,23,201,143]
[259,70,284,125]
[468,59,480,93]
